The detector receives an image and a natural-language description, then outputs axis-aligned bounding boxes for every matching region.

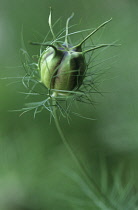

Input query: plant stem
[52,92,117,210]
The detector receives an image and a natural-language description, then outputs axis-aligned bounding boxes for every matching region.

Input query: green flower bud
[31,10,113,97]
[39,45,86,93]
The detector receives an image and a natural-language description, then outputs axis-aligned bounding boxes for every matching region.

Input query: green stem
[52,92,117,210]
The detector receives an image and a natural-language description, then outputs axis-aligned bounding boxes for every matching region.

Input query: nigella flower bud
[39,45,86,93]
[31,10,113,96]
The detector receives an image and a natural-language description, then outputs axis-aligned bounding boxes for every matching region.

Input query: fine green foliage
[15,9,116,120]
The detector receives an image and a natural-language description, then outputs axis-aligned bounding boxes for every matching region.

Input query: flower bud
[39,45,86,93]
[31,11,112,96]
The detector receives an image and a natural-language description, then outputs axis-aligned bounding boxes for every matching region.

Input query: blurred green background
[0,0,138,209]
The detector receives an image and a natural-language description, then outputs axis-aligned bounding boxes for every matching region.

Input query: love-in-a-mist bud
[39,45,86,93]
[31,11,113,96]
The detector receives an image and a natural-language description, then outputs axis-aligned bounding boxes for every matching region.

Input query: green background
[0,0,138,209]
